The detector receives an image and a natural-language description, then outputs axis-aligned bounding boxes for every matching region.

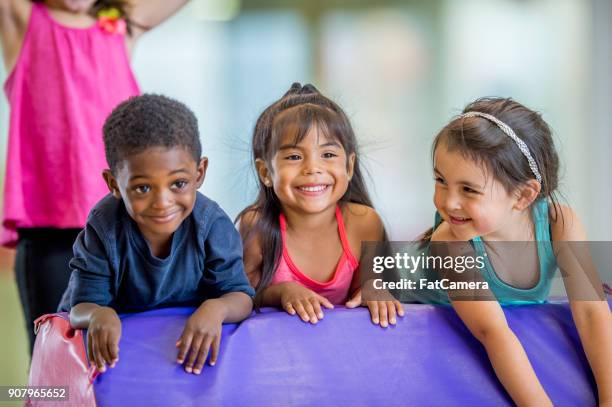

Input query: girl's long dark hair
[237,83,376,303]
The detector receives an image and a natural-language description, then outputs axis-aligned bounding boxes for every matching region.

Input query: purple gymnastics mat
[84,302,605,406]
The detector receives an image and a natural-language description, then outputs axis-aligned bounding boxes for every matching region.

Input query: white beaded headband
[461,111,542,183]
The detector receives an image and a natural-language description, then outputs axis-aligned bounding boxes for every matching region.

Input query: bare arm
[127,0,190,38]
[259,283,284,306]
[571,301,612,403]
[452,300,552,406]
[344,203,386,294]
[0,0,31,72]
[343,204,405,327]
[237,210,264,289]
[176,292,252,373]
[70,302,121,372]
[211,291,253,323]
[552,205,612,404]
[431,224,551,405]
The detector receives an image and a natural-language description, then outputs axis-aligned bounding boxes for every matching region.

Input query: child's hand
[176,299,226,374]
[278,282,334,324]
[345,288,405,328]
[365,300,404,327]
[87,307,121,372]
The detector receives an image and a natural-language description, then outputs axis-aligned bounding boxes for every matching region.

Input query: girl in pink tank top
[238,83,404,328]
[0,0,190,352]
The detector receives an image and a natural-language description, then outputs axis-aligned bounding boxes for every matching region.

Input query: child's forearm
[210,292,253,323]
[572,301,612,403]
[259,284,284,306]
[481,327,552,406]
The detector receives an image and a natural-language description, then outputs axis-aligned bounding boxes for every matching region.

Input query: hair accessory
[97,7,126,35]
[461,111,542,183]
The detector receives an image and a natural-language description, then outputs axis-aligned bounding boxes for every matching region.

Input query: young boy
[58,94,254,376]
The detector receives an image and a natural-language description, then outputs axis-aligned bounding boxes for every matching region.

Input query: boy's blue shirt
[58,192,254,313]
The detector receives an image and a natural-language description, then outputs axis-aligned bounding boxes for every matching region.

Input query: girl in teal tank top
[432,198,556,305]
[423,97,612,406]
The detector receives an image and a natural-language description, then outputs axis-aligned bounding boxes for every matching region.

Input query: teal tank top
[431,199,557,305]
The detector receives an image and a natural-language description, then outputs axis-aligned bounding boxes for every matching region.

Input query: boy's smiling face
[103,146,207,255]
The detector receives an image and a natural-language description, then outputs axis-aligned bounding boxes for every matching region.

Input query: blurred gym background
[1,0,611,392]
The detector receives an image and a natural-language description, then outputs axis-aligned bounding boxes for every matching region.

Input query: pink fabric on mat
[2,3,140,247]
[29,314,96,407]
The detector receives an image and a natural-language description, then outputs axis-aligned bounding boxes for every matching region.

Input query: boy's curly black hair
[103,94,201,172]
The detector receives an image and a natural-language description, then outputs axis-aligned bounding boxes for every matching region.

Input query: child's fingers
[193,336,213,375]
[93,343,106,372]
[98,332,112,365]
[368,301,380,325]
[294,302,310,322]
[107,339,119,367]
[88,335,101,370]
[87,333,94,366]
[109,337,120,361]
[378,302,389,327]
[395,300,405,317]
[344,290,361,308]
[319,296,334,310]
[184,334,203,373]
[176,333,193,364]
[386,301,397,325]
[209,335,220,366]
[310,299,324,319]
[283,302,296,316]
[303,301,319,323]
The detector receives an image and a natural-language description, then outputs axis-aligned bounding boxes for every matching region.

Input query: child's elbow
[234,291,255,319]
[473,321,513,345]
[571,300,612,329]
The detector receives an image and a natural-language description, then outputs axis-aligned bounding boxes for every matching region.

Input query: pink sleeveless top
[1,3,140,247]
[271,206,359,304]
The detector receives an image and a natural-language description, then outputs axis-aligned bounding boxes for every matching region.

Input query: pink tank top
[271,206,359,304]
[1,3,140,247]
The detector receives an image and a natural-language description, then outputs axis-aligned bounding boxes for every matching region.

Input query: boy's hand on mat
[176,299,225,375]
[278,282,334,324]
[345,289,405,328]
[88,307,121,373]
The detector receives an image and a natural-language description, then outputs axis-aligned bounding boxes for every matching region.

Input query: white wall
[1,0,609,239]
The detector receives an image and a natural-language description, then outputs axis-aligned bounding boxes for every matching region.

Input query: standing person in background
[0,0,191,352]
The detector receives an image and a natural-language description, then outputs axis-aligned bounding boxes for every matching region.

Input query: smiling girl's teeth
[299,185,327,192]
